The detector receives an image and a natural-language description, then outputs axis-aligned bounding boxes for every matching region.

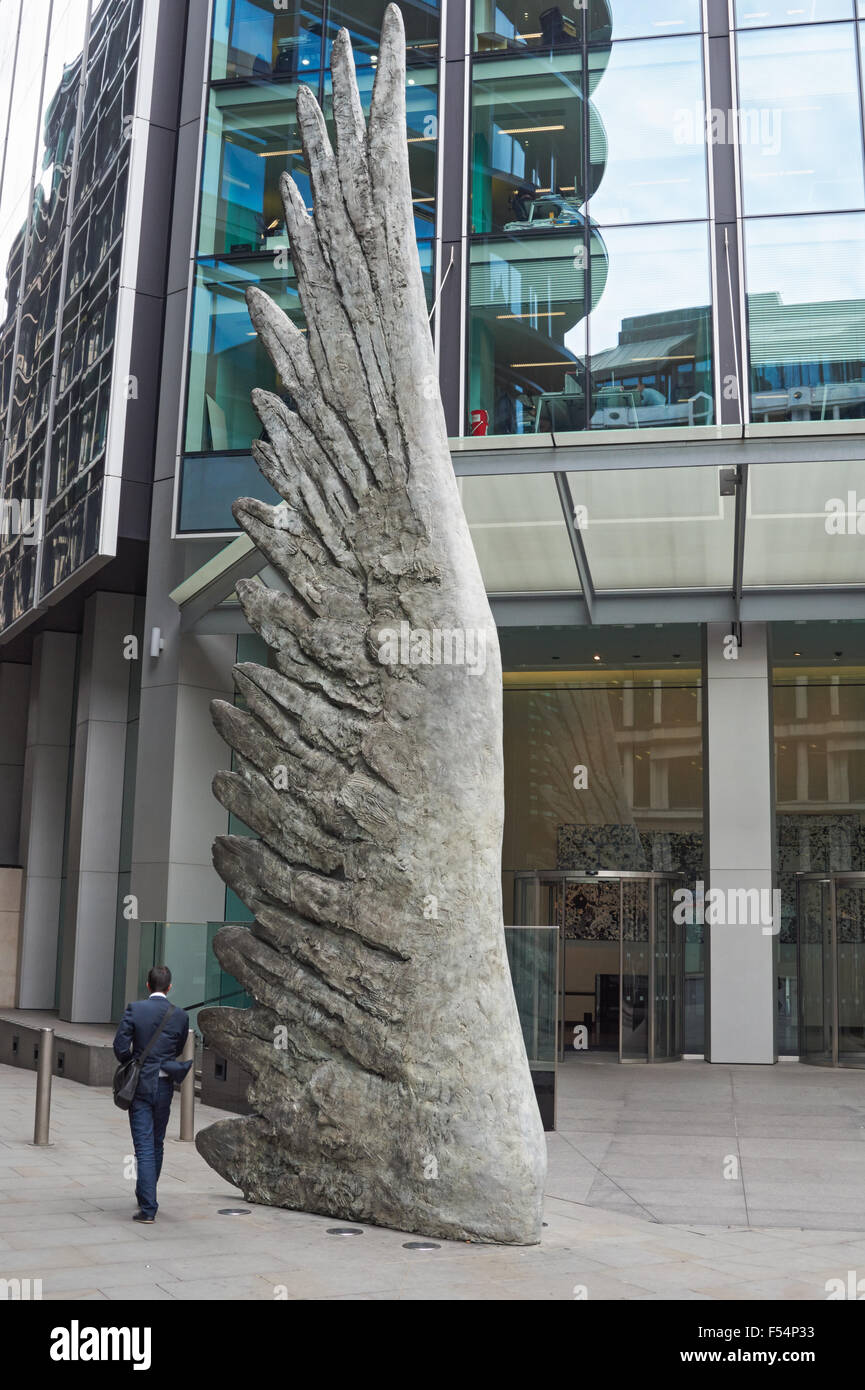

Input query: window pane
[186,243,434,458]
[200,84,306,258]
[470,54,590,237]
[745,213,865,423]
[185,256,305,455]
[587,221,714,430]
[473,0,702,51]
[211,0,325,82]
[0,0,50,324]
[736,0,852,26]
[323,63,438,241]
[575,463,734,588]
[737,23,864,216]
[587,37,707,224]
[588,0,702,42]
[745,460,865,586]
[467,232,595,435]
[458,472,580,591]
[325,0,440,69]
[474,0,582,53]
[210,0,439,81]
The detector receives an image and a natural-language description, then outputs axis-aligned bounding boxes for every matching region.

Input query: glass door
[652,877,684,1061]
[835,877,865,1065]
[620,878,650,1062]
[797,876,834,1065]
[513,871,684,1064]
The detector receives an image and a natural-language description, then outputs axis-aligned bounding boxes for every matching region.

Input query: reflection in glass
[186,256,306,455]
[211,0,325,81]
[587,38,707,226]
[736,24,864,217]
[200,84,308,258]
[503,678,703,875]
[210,0,439,81]
[467,233,600,435]
[745,213,865,423]
[736,0,851,25]
[470,54,597,236]
[587,221,713,430]
[473,0,701,50]
[186,243,434,457]
[325,0,440,68]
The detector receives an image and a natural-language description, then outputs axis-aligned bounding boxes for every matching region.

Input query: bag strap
[137,1002,175,1065]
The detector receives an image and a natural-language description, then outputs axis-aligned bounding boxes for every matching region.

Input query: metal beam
[451,430,865,477]
[732,462,749,632]
[489,585,865,628]
[554,472,595,623]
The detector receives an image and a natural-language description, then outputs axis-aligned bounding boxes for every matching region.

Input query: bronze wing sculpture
[195,5,547,1245]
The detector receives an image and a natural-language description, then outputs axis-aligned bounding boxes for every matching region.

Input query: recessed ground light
[793,651,801,657]
[326,1227,364,1236]
[218,1208,251,1216]
[403,1241,440,1250]
[592,654,601,662]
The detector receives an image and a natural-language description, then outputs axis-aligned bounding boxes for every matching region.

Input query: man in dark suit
[113,966,192,1223]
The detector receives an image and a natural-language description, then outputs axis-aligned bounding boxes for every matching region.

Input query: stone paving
[2,1057,865,1300]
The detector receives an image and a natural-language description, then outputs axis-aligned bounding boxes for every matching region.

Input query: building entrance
[513,871,685,1064]
[797,872,865,1067]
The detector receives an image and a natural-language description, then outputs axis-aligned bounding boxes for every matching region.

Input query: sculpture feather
[195,5,547,1244]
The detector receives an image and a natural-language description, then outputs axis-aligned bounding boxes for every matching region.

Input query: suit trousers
[129,1077,174,1218]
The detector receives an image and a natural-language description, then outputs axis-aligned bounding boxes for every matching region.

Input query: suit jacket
[113,995,191,1104]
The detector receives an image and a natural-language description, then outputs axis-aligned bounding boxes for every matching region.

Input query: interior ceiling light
[500,124,565,135]
[509,360,574,368]
[497,311,565,320]
[260,148,302,158]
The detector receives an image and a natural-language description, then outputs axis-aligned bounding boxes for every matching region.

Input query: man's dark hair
[147,965,172,993]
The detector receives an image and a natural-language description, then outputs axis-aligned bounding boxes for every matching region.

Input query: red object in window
[470,409,489,436]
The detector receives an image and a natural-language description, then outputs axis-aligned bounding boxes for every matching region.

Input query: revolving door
[514,871,685,1063]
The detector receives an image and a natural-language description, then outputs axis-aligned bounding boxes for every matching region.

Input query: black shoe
[133,1212,155,1223]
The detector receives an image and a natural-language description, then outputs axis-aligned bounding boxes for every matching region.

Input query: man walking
[113,966,192,1223]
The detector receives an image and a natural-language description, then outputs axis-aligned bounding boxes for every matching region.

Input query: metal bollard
[33,1027,55,1146]
[179,1030,195,1141]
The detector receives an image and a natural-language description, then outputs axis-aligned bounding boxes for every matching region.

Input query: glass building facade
[1,0,865,1079]
[0,0,146,632]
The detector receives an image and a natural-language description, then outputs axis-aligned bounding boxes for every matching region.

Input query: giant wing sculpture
[195,5,547,1245]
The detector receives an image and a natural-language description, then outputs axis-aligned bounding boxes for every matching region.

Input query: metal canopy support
[732,463,749,640]
[554,472,595,624]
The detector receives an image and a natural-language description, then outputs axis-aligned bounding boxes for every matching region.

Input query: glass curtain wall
[773,623,865,1055]
[183,0,440,528]
[502,663,705,1051]
[467,1,712,437]
[0,0,142,631]
[735,4,865,423]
